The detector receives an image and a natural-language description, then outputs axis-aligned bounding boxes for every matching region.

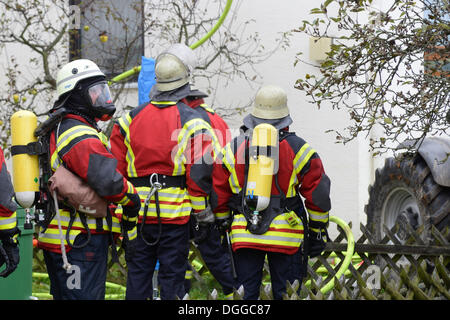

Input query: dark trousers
[126,223,189,300]
[42,233,109,300]
[186,222,236,295]
[234,248,302,300]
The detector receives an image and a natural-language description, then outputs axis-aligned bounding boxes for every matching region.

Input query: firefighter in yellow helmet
[0,146,20,278]
[211,85,332,299]
[110,44,219,300]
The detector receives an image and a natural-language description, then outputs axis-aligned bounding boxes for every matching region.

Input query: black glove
[122,234,138,262]
[0,228,20,278]
[215,216,232,233]
[121,193,141,262]
[192,206,215,227]
[305,228,327,258]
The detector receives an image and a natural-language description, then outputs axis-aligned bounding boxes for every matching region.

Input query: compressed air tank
[10,110,39,208]
[245,123,278,212]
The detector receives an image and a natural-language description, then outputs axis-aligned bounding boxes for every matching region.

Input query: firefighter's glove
[121,215,138,262]
[216,216,232,233]
[123,234,138,263]
[306,228,328,258]
[192,206,215,227]
[0,228,20,278]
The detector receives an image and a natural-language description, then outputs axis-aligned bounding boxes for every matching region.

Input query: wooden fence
[32,221,450,300]
[188,222,450,300]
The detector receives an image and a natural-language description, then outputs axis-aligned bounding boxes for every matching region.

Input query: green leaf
[324,0,334,8]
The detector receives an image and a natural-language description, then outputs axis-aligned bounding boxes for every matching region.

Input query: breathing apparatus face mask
[84,81,116,121]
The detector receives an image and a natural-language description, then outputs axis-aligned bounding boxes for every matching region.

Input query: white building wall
[188,0,377,237]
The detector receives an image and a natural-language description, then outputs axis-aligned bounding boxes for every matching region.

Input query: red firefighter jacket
[38,114,140,253]
[110,99,217,225]
[0,147,18,234]
[212,128,331,254]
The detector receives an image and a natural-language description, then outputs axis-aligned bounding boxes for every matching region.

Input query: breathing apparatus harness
[129,173,186,246]
[31,108,117,255]
[229,129,309,235]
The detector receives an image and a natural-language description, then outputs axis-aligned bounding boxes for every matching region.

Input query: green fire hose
[306,215,355,295]
[31,216,354,299]
[109,0,233,84]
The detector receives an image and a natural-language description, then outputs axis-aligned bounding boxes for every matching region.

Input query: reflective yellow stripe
[57,125,98,150]
[150,101,177,105]
[185,269,193,280]
[118,114,138,177]
[287,143,316,197]
[307,208,329,224]
[222,144,241,194]
[39,209,121,233]
[172,118,214,176]
[199,104,215,114]
[230,214,303,248]
[127,226,137,241]
[116,181,136,206]
[116,187,193,220]
[51,124,108,171]
[189,195,207,211]
[0,212,17,230]
[215,211,230,219]
[38,227,78,246]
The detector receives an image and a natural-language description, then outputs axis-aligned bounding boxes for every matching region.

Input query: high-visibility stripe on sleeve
[221,144,241,194]
[215,211,230,219]
[307,208,329,224]
[189,195,207,211]
[150,101,177,105]
[118,114,138,177]
[0,213,17,231]
[287,143,316,197]
[172,118,214,176]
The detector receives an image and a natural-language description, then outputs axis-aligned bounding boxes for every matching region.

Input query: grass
[32,247,223,300]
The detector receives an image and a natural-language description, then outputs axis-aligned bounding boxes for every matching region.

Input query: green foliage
[294,0,450,154]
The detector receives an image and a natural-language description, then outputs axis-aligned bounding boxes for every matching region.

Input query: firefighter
[110,44,218,300]
[180,88,236,299]
[37,59,141,300]
[211,85,331,299]
[0,146,20,278]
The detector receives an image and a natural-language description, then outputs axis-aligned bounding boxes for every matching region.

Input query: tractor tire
[365,154,450,243]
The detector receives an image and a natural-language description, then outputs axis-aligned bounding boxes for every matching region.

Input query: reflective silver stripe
[222,145,241,193]
[0,216,17,227]
[294,145,314,173]
[307,211,329,222]
[118,114,137,177]
[231,233,301,243]
[189,198,205,207]
[57,70,101,87]
[139,206,192,215]
[173,118,213,175]
[137,189,186,199]
[38,230,78,242]
[127,228,137,240]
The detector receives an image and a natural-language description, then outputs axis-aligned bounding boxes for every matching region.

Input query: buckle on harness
[145,173,162,205]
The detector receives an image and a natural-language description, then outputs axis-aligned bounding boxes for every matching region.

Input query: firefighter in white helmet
[211,85,332,299]
[36,59,141,299]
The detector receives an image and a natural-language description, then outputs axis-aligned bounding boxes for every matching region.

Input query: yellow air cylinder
[245,123,278,212]
[11,110,39,208]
